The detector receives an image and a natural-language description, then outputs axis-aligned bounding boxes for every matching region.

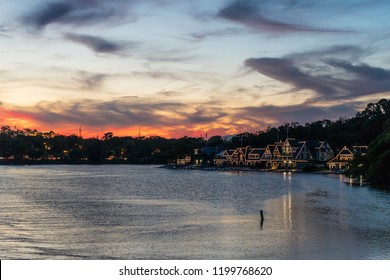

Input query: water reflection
[282,171,292,182]
[0,165,389,259]
[283,193,293,230]
[337,179,348,230]
[261,176,390,259]
[282,172,292,230]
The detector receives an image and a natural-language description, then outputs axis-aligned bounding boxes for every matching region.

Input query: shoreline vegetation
[0,99,389,188]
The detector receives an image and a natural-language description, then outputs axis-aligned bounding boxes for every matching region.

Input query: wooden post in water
[260,210,264,229]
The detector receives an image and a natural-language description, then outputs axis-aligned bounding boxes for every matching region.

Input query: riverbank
[161,164,334,174]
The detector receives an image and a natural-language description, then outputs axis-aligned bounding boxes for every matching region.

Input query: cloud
[147,53,197,63]
[74,72,109,90]
[245,45,390,100]
[181,106,227,124]
[0,23,8,33]
[25,1,72,29]
[285,45,368,61]
[188,27,243,40]
[131,68,179,80]
[22,0,192,30]
[22,99,181,128]
[5,94,367,137]
[326,59,390,80]
[246,57,337,95]
[8,98,227,130]
[23,0,132,30]
[235,102,360,125]
[64,32,130,55]
[217,0,347,34]
[0,23,12,37]
[5,82,379,136]
[157,90,181,97]
[130,70,181,80]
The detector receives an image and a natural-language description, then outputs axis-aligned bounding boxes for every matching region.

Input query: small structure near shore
[211,138,334,170]
[327,145,368,172]
[173,138,371,174]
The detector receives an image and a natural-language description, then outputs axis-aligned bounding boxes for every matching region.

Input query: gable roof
[306,139,321,149]
[273,145,281,154]
[226,149,235,156]
[293,141,307,158]
[327,146,353,163]
[231,147,249,158]
[248,148,265,158]
[266,144,276,154]
[339,148,353,155]
[285,138,301,148]
[306,139,327,154]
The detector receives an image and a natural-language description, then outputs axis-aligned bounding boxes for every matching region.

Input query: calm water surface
[0,165,389,259]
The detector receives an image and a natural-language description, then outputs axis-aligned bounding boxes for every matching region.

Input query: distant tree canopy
[0,99,389,182]
[0,128,206,165]
[228,99,389,152]
[365,125,390,187]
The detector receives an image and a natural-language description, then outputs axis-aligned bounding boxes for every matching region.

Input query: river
[0,165,389,259]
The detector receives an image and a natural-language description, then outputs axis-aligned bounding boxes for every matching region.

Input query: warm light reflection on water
[0,165,389,259]
[282,172,293,230]
[282,194,293,230]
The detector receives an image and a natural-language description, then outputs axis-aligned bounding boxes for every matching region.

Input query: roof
[267,145,276,154]
[305,139,326,155]
[306,139,321,149]
[248,148,265,157]
[327,146,353,163]
[286,138,301,148]
[339,148,353,155]
[215,151,226,158]
[226,149,235,156]
[293,142,307,158]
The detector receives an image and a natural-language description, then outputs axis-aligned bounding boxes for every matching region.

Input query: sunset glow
[1,0,390,138]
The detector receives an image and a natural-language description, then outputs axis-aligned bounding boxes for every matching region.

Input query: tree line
[224,98,389,150]
[0,127,209,164]
[0,99,389,186]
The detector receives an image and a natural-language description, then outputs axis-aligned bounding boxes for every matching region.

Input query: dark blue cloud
[245,57,337,95]
[26,2,72,28]
[23,0,131,30]
[326,59,390,80]
[218,0,348,33]
[64,32,130,55]
[236,102,361,125]
[245,45,390,100]
[188,27,243,40]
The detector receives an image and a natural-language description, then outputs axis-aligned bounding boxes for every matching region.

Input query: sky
[1,0,390,138]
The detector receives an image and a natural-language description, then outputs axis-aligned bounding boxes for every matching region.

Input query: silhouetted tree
[85,139,102,163]
[365,126,390,188]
